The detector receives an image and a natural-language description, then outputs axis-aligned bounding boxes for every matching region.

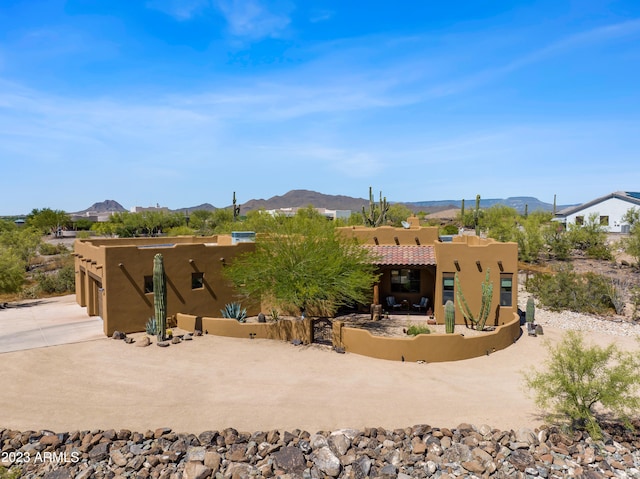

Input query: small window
[442,273,455,304]
[600,216,609,226]
[390,269,420,293]
[192,272,204,290]
[575,216,584,225]
[500,274,513,307]
[144,275,153,294]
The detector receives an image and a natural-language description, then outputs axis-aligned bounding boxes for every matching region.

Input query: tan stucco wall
[337,313,521,362]
[337,223,440,245]
[433,236,518,325]
[74,236,259,336]
[176,314,312,343]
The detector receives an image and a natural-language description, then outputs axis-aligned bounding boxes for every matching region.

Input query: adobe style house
[74,235,259,336]
[75,218,518,335]
[338,217,518,326]
[554,191,640,233]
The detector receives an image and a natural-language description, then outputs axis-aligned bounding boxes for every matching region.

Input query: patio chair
[412,297,429,312]
[386,296,402,310]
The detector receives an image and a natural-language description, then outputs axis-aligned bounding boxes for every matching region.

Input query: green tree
[386,203,414,227]
[26,208,70,235]
[0,248,25,293]
[481,205,519,242]
[515,212,547,263]
[525,331,640,439]
[622,207,640,228]
[224,211,379,317]
[542,222,572,260]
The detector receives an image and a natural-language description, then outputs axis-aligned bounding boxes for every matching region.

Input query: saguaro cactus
[444,300,455,334]
[474,194,481,235]
[526,296,535,324]
[362,186,389,227]
[232,191,240,222]
[153,253,167,342]
[460,199,465,224]
[455,269,493,331]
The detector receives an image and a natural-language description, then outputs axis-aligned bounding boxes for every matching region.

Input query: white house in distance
[554,191,640,233]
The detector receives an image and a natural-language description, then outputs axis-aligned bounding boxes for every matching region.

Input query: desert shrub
[440,224,459,235]
[38,242,69,255]
[542,222,572,260]
[35,261,75,294]
[0,248,25,294]
[406,324,430,336]
[567,213,612,260]
[524,330,640,439]
[623,226,640,267]
[0,466,22,479]
[526,267,615,314]
[76,231,91,239]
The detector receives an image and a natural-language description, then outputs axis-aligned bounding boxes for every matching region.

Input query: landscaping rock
[3,422,640,478]
[136,336,151,347]
[112,331,126,340]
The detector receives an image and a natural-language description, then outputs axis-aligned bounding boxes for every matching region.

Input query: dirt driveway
[1,296,639,435]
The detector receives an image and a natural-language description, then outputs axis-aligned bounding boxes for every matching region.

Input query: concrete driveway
[0,295,105,353]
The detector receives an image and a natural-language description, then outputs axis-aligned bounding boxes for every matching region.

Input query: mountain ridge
[73,190,575,216]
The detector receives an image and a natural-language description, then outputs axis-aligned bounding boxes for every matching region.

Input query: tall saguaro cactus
[362,186,389,227]
[153,253,167,342]
[455,269,493,331]
[474,194,481,236]
[232,191,240,222]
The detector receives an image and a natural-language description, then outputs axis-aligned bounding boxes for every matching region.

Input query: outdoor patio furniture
[386,296,402,310]
[412,297,429,312]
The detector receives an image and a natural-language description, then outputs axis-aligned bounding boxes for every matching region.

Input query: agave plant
[145,317,157,335]
[221,302,247,322]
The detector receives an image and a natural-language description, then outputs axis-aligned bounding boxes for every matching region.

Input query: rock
[124,336,135,344]
[194,329,202,336]
[329,432,351,456]
[112,331,126,340]
[171,336,181,344]
[183,462,212,479]
[136,336,151,347]
[183,333,193,340]
[291,339,303,346]
[157,340,170,347]
[442,442,472,463]
[509,449,536,472]
[312,446,342,477]
[272,446,306,474]
[258,312,266,323]
[515,427,538,445]
[110,448,128,466]
[88,441,110,461]
[43,470,72,479]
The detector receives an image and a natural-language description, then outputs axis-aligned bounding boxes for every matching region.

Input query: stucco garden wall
[335,313,521,362]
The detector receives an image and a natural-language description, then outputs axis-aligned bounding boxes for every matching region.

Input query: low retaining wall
[177,313,521,363]
[176,314,312,343]
[335,313,522,363]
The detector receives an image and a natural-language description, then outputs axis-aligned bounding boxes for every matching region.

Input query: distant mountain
[406,196,576,214]
[75,192,577,218]
[73,200,126,215]
[173,203,216,214]
[239,189,371,214]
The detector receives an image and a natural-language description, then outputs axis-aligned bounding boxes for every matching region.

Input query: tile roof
[364,245,436,266]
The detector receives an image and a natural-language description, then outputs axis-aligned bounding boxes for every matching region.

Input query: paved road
[0,295,105,353]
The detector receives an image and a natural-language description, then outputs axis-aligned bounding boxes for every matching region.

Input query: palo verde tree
[525,331,640,439]
[224,208,379,317]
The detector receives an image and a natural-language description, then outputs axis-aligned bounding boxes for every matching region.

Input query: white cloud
[145,0,211,20]
[215,0,292,41]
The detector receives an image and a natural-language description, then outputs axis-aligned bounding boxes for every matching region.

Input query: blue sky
[1,0,639,215]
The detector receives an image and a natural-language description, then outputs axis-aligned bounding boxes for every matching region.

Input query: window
[192,272,204,290]
[575,216,584,225]
[144,275,153,294]
[500,274,513,307]
[600,216,609,226]
[442,273,455,304]
[390,269,420,293]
